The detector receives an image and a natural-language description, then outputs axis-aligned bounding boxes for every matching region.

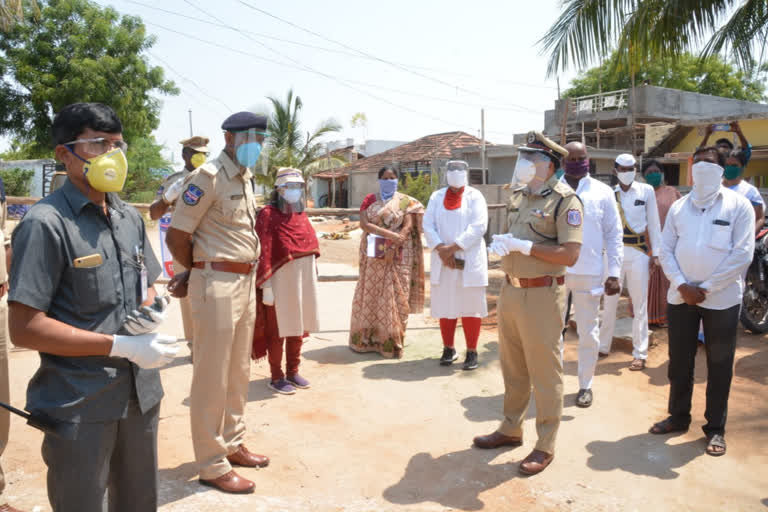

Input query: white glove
[262,287,274,306]
[163,178,185,204]
[122,296,170,335]
[488,239,509,257]
[492,234,534,256]
[111,333,178,369]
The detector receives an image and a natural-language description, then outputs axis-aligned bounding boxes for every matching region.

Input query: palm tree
[257,89,344,191]
[539,0,768,78]
[0,0,38,31]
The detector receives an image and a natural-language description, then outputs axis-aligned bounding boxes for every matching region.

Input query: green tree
[540,0,768,77]
[0,0,178,156]
[123,136,170,202]
[0,0,38,31]
[257,89,343,191]
[563,51,767,102]
[0,167,34,195]
[401,173,437,207]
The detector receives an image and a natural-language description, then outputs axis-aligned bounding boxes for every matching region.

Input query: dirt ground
[1,220,767,511]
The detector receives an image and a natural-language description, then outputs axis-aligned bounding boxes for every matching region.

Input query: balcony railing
[568,89,628,115]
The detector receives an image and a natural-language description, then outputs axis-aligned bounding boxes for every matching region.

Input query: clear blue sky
[94,0,581,162]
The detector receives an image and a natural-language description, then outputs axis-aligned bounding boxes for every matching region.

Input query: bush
[0,168,35,196]
[402,172,438,206]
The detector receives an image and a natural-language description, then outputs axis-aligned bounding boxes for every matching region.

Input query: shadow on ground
[383,446,523,511]
[586,432,704,480]
[157,461,203,506]
[461,392,578,423]
[302,345,382,365]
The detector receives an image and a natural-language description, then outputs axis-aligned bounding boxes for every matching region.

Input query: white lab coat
[423,186,489,287]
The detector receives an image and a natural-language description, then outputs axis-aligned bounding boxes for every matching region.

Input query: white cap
[615,153,636,167]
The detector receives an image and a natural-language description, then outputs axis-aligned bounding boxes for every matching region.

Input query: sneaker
[439,347,458,366]
[462,351,479,370]
[576,388,593,408]
[287,374,310,389]
[268,379,296,395]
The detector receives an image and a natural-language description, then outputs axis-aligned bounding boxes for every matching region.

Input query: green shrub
[402,172,438,206]
[0,168,35,196]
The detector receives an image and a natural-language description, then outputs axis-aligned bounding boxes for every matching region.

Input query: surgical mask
[78,148,128,192]
[691,161,724,208]
[236,141,262,168]
[645,171,663,188]
[723,165,742,180]
[190,152,206,168]
[281,188,302,204]
[564,159,590,177]
[555,168,565,179]
[617,170,636,186]
[446,170,467,188]
[379,178,398,199]
[513,158,536,185]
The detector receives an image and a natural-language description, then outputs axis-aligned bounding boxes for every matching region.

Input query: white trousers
[599,247,650,359]
[565,273,603,390]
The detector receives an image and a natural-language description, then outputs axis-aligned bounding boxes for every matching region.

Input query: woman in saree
[349,166,425,358]
[643,159,681,327]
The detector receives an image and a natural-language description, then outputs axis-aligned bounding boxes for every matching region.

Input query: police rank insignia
[182,184,204,206]
[566,209,582,226]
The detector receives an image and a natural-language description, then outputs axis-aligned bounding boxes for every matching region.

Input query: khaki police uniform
[170,150,260,480]
[159,136,209,343]
[497,173,583,455]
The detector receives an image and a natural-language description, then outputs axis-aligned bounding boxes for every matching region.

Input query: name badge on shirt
[634,199,646,206]
[713,219,730,226]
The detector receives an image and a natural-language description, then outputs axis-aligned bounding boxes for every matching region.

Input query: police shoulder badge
[566,208,582,226]
[182,184,204,206]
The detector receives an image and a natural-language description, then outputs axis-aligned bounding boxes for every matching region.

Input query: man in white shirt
[562,142,623,408]
[598,154,662,370]
[650,146,754,458]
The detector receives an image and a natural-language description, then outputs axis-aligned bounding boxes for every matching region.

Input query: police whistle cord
[0,401,74,439]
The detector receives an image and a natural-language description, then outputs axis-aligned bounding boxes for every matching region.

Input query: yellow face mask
[190,152,206,169]
[83,149,128,192]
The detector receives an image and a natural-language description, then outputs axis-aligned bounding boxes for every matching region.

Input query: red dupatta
[252,206,319,360]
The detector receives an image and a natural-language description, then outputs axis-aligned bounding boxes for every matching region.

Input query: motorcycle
[741,226,768,334]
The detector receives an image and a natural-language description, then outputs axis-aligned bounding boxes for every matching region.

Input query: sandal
[649,417,689,435]
[706,434,726,456]
[629,359,646,371]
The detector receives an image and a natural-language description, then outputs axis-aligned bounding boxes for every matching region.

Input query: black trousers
[42,399,160,512]
[666,302,739,436]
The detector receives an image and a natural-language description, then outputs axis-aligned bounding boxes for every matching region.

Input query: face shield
[231,129,267,172]
[513,150,552,190]
[445,160,469,188]
[276,182,306,213]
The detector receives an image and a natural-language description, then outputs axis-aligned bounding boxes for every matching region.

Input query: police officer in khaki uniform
[149,136,210,350]
[474,132,583,476]
[166,112,268,494]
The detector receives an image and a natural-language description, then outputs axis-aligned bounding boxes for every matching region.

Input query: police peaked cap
[221,112,268,131]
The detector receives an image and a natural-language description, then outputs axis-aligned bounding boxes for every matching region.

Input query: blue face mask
[235,142,262,168]
[379,178,398,199]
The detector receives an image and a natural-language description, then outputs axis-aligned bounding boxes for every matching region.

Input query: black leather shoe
[576,388,593,408]
[440,347,457,366]
[463,351,478,370]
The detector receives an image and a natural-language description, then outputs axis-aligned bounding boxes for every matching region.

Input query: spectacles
[63,138,128,154]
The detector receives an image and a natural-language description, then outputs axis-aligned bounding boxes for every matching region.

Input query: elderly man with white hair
[598,154,663,371]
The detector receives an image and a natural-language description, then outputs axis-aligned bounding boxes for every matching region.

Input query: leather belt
[192,261,256,274]
[623,234,646,245]
[505,274,565,288]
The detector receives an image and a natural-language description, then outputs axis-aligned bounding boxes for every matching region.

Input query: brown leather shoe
[519,449,554,475]
[227,444,270,468]
[199,470,255,494]
[0,504,25,512]
[473,431,523,449]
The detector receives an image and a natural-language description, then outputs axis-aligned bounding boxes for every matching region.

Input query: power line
[234,0,543,112]
[148,51,233,114]
[151,2,521,137]
[123,0,557,91]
